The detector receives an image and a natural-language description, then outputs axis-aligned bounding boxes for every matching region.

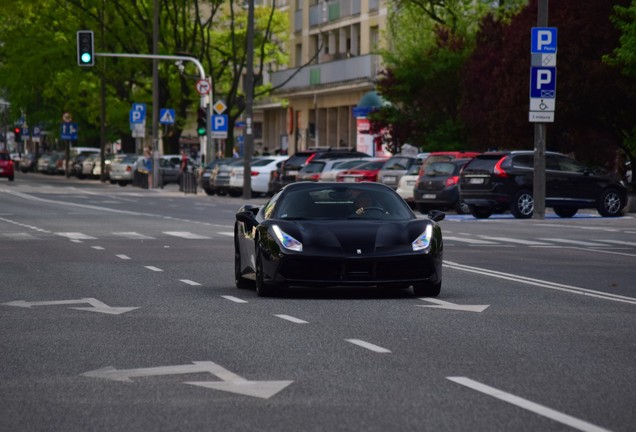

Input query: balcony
[270,54,380,92]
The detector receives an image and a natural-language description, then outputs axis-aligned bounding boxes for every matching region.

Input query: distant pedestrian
[178,150,188,191]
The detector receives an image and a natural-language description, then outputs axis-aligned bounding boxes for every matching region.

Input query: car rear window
[382,157,413,170]
[426,162,456,176]
[284,153,314,169]
[301,161,326,173]
[0,153,10,161]
[463,155,504,173]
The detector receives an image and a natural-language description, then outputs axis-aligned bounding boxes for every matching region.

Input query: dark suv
[459,151,627,219]
[275,148,370,192]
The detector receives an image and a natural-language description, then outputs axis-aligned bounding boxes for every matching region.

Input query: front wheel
[413,282,441,297]
[255,248,276,297]
[597,189,624,217]
[510,189,533,219]
[234,232,252,289]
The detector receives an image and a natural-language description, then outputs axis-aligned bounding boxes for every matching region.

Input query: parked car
[395,163,422,209]
[228,156,288,197]
[413,158,473,214]
[212,159,245,196]
[0,151,15,181]
[19,153,36,173]
[377,153,430,190]
[108,154,139,186]
[278,148,370,190]
[158,154,198,186]
[199,159,232,195]
[80,153,101,179]
[318,159,371,182]
[336,158,387,183]
[459,150,628,219]
[297,158,369,182]
[234,181,445,297]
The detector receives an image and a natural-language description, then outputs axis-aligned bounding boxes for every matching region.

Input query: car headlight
[272,225,303,252]
[412,225,433,251]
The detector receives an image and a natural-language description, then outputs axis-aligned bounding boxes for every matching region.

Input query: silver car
[108,154,139,186]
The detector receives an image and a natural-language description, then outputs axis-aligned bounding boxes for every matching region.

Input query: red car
[336,159,387,183]
[0,151,15,181]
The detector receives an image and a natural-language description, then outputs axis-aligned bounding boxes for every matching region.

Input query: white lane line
[71,239,83,243]
[447,377,612,432]
[444,261,636,305]
[113,232,155,240]
[221,295,248,303]
[144,266,163,272]
[180,279,201,286]
[164,231,211,239]
[596,239,636,247]
[2,233,38,240]
[274,314,308,324]
[444,236,498,245]
[537,238,608,247]
[477,235,551,246]
[56,232,97,240]
[116,254,131,260]
[92,246,104,250]
[345,339,391,353]
[218,232,234,237]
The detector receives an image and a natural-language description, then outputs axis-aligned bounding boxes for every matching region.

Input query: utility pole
[152,0,160,189]
[242,0,255,199]
[532,0,549,220]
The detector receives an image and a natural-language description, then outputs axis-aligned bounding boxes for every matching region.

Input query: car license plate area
[383,176,397,183]
[422,194,436,199]
[344,262,374,280]
[469,177,485,184]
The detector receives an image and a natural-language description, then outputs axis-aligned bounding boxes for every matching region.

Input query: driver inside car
[354,192,386,215]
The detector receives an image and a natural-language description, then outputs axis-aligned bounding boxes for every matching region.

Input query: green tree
[0,0,288,157]
[370,0,526,153]
[460,0,635,181]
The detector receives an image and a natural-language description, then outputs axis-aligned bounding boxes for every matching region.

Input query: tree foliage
[0,0,288,156]
[460,0,636,177]
[371,0,526,153]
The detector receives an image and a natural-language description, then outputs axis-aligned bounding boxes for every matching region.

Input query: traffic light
[197,107,207,136]
[13,127,21,143]
[77,30,95,66]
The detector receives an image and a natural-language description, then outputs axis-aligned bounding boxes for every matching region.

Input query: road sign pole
[206,77,213,163]
[533,0,549,220]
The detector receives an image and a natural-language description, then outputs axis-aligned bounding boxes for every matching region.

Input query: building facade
[257,0,386,155]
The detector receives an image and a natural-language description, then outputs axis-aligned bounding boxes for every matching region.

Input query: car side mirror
[428,210,446,222]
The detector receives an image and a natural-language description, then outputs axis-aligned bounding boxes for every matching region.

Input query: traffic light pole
[94,52,211,187]
[532,0,548,220]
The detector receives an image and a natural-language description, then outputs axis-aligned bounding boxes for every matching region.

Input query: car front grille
[278,256,435,284]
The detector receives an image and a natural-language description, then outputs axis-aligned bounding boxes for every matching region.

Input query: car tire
[413,281,441,297]
[255,247,275,297]
[118,181,127,187]
[455,200,470,215]
[470,206,493,219]
[9,175,14,181]
[234,231,253,289]
[203,188,215,196]
[553,207,578,218]
[510,189,533,219]
[597,188,624,217]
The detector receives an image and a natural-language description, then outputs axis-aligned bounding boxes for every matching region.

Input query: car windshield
[274,184,413,221]
[425,162,456,176]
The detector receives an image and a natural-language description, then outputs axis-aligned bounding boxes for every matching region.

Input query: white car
[80,153,101,178]
[395,162,421,208]
[228,156,287,196]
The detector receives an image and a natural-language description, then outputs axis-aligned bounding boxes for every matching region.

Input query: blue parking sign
[530,67,556,99]
[212,114,228,132]
[531,27,557,54]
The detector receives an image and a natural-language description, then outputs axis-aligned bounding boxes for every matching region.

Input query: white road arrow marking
[82,361,292,399]
[2,298,139,315]
[417,298,490,313]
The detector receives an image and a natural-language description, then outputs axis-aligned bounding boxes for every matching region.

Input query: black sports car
[234,182,445,297]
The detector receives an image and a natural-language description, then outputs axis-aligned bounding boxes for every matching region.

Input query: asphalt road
[1,173,634,432]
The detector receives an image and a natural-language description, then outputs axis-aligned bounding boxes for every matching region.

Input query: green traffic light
[197,127,206,136]
[81,53,92,63]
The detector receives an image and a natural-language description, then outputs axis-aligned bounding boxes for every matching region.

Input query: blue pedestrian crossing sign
[159,108,176,124]
[530,67,556,99]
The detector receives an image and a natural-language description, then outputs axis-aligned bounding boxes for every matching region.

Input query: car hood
[273,219,432,254]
